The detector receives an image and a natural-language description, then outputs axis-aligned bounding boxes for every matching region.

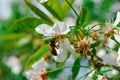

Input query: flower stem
[48,65,89,74]
[65,0,79,17]
[77,69,95,80]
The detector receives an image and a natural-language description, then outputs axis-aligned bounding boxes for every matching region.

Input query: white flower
[32,58,49,71]
[117,48,120,66]
[52,22,70,35]
[39,0,48,3]
[113,12,120,26]
[53,38,75,62]
[35,22,74,62]
[24,58,49,80]
[114,34,120,43]
[4,56,22,75]
[35,22,70,36]
[35,24,55,36]
[24,70,42,80]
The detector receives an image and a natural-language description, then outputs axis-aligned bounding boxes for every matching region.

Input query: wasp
[49,35,59,56]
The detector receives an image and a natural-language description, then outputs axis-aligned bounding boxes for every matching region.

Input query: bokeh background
[0,0,120,80]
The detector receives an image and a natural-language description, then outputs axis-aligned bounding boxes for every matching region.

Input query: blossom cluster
[24,11,120,80]
[22,0,120,79]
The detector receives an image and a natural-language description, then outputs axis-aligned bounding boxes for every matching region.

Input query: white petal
[63,38,76,55]
[4,56,21,74]
[65,18,75,26]
[117,48,120,66]
[32,58,48,71]
[117,57,120,66]
[53,48,67,62]
[97,75,107,80]
[39,0,48,3]
[53,40,67,62]
[35,24,55,36]
[53,38,75,62]
[52,22,70,35]
[114,34,120,43]
[24,70,42,80]
[118,48,120,56]
[113,12,120,26]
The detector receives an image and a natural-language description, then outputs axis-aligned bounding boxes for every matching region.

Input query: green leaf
[92,73,97,80]
[62,0,74,18]
[70,26,76,32]
[25,0,53,24]
[2,33,26,41]
[41,0,63,21]
[83,0,95,20]
[10,17,45,33]
[97,66,113,75]
[72,57,80,79]
[91,40,101,48]
[25,44,49,69]
[115,26,120,30]
[99,0,113,21]
[76,6,90,27]
[56,62,66,68]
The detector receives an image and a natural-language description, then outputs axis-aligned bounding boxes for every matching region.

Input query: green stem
[65,0,79,17]
[48,65,89,74]
[87,23,101,33]
[77,69,95,80]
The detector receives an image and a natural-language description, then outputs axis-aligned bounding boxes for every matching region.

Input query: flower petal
[35,24,55,36]
[113,12,120,26]
[117,57,120,66]
[117,48,120,66]
[114,34,120,44]
[52,22,70,35]
[32,58,49,71]
[53,48,67,62]
[39,0,48,3]
[63,38,76,55]
[53,39,67,62]
[5,56,22,75]
[53,38,75,62]
[118,48,120,56]
[24,70,42,80]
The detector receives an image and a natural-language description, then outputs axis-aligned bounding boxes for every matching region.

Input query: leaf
[97,66,113,75]
[61,0,75,18]
[56,62,66,68]
[25,44,49,69]
[91,40,101,48]
[10,17,45,33]
[25,0,53,24]
[92,73,97,80]
[83,0,97,21]
[41,0,63,21]
[76,6,90,27]
[70,26,76,32]
[2,33,26,41]
[99,0,113,21]
[72,57,80,79]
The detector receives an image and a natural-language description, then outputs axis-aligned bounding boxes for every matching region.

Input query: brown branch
[87,51,120,72]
